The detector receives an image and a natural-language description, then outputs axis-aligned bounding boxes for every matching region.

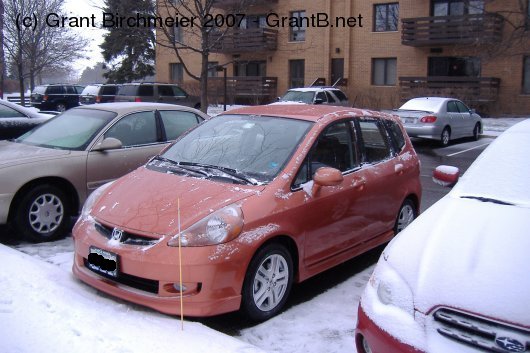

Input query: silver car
[389,97,482,146]
[0,102,208,242]
[275,87,350,106]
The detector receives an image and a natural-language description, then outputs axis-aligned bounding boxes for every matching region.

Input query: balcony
[210,28,277,53]
[401,14,503,47]
[213,0,277,10]
[208,76,277,104]
[399,76,500,102]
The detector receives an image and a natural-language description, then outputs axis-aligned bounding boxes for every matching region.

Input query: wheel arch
[8,177,80,221]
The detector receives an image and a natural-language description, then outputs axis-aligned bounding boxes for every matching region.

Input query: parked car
[0,102,208,242]
[79,84,120,105]
[355,119,530,353]
[388,97,482,146]
[72,104,421,321]
[114,83,201,109]
[275,87,350,106]
[30,83,85,112]
[0,99,55,140]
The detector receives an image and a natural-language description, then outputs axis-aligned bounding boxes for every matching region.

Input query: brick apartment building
[156,0,530,114]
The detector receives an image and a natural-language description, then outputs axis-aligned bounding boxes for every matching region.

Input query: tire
[13,184,71,242]
[472,123,481,141]
[393,199,416,234]
[241,243,294,321]
[440,127,451,147]
[55,103,67,112]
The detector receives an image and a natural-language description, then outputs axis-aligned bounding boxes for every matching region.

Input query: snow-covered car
[274,87,350,106]
[72,104,421,321]
[0,103,208,242]
[0,99,55,140]
[388,97,482,146]
[355,119,530,353]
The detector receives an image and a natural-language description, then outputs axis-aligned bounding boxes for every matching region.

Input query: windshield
[160,114,312,183]
[16,109,116,150]
[280,91,315,104]
[399,99,443,113]
[81,85,100,95]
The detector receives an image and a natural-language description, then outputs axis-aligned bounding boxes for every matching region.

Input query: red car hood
[92,167,264,237]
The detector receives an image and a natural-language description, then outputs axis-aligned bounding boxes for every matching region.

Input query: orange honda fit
[72,104,421,321]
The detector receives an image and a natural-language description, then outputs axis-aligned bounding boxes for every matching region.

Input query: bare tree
[156,0,250,112]
[3,0,88,102]
[0,0,5,98]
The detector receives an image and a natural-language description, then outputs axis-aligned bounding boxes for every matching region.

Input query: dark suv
[31,84,85,112]
[115,83,200,109]
[79,84,119,105]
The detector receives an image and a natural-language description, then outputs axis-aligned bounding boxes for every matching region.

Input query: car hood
[0,140,71,168]
[384,195,530,326]
[92,167,265,237]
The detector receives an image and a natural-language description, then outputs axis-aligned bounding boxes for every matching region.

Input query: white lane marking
[446,142,491,157]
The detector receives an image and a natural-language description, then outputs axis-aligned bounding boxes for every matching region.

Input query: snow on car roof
[451,118,530,206]
[398,97,449,112]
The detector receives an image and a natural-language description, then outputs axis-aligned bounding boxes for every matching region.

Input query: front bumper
[72,217,250,317]
[0,192,14,225]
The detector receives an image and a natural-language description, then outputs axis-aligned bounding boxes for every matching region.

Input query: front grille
[434,308,530,352]
[83,258,159,294]
[95,223,160,246]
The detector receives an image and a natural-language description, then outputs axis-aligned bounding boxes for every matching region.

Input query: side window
[384,119,406,152]
[325,91,337,103]
[138,85,154,97]
[172,86,187,97]
[0,105,26,118]
[66,86,76,94]
[333,90,348,101]
[455,101,470,113]
[358,119,391,164]
[315,91,327,103]
[105,111,157,147]
[47,86,63,94]
[293,121,357,187]
[447,101,459,113]
[75,86,85,94]
[159,110,199,141]
[158,85,173,96]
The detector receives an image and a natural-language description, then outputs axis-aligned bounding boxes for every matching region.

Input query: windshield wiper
[179,161,258,185]
[154,156,209,177]
[461,196,514,206]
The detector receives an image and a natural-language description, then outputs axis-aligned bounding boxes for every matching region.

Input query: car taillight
[420,115,437,123]
[135,97,142,102]
[96,96,101,103]
[43,95,48,101]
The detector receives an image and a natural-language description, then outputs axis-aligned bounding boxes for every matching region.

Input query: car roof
[220,104,396,123]
[71,102,207,116]
[451,118,530,207]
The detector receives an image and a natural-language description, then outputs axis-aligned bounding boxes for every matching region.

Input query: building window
[372,58,397,86]
[432,0,484,16]
[289,11,306,41]
[289,59,305,88]
[170,63,183,83]
[523,56,530,94]
[208,62,219,77]
[234,61,266,77]
[428,57,481,77]
[374,3,399,32]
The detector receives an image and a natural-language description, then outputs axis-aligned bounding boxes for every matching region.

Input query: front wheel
[394,199,417,234]
[241,243,293,321]
[13,184,71,242]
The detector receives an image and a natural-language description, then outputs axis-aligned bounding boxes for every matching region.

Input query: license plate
[87,246,119,278]
[402,118,415,124]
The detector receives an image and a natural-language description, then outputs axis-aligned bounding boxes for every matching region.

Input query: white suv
[275,87,350,106]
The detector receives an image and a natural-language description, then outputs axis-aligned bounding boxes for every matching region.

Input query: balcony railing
[213,0,277,10]
[401,13,504,46]
[208,76,278,104]
[399,76,501,102]
[209,28,277,53]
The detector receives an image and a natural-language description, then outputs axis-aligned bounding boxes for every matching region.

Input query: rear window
[81,85,100,95]
[101,85,118,95]
[117,85,138,96]
[33,86,47,94]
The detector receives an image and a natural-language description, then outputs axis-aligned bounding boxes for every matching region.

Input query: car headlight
[80,182,114,219]
[167,205,244,247]
[370,254,414,316]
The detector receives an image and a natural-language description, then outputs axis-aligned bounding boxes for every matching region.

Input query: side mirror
[469,108,476,114]
[277,97,281,101]
[314,98,325,105]
[433,165,459,187]
[312,167,343,196]
[92,137,122,151]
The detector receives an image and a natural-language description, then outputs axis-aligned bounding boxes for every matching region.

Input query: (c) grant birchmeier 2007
[44,12,198,28]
